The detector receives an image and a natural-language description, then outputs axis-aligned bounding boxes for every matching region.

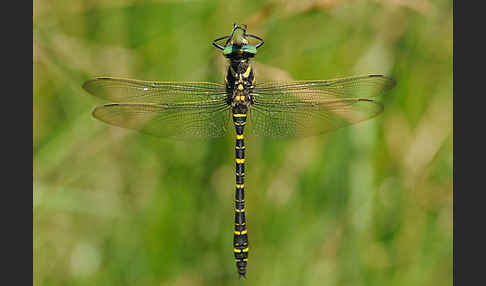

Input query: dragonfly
[82,23,396,279]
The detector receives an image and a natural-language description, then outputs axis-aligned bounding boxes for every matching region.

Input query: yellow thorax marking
[236,184,244,189]
[243,66,252,78]
[235,208,245,213]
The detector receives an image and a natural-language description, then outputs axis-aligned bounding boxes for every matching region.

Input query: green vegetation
[34,0,452,285]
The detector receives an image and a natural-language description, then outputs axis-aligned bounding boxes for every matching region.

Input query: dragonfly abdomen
[233,112,249,278]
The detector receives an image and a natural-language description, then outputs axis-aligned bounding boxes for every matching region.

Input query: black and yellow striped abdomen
[233,112,249,278]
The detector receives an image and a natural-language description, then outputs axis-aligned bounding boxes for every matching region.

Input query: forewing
[82,77,227,104]
[93,102,230,139]
[254,74,395,100]
[249,74,394,137]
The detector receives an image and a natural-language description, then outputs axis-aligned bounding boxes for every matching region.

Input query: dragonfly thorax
[226,59,255,109]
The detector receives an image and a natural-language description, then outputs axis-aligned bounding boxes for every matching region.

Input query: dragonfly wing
[253,74,395,100]
[83,77,228,104]
[249,74,394,137]
[93,103,231,139]
[249,99,383,137]
[83,77,231,139]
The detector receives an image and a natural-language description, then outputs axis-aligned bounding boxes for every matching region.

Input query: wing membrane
[253,74,395,100]
[249,75,395,137]
[83,77,227,104]
[93,103,230,139]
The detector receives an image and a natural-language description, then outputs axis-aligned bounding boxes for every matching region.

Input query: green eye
[223,45,257,55]
[241,45,257,54]
[223,45,234,55]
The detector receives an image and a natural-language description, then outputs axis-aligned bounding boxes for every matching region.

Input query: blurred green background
[34,0,452,285]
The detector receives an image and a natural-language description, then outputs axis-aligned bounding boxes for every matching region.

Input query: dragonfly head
[213,23,264,60]
[229,23,249,46]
